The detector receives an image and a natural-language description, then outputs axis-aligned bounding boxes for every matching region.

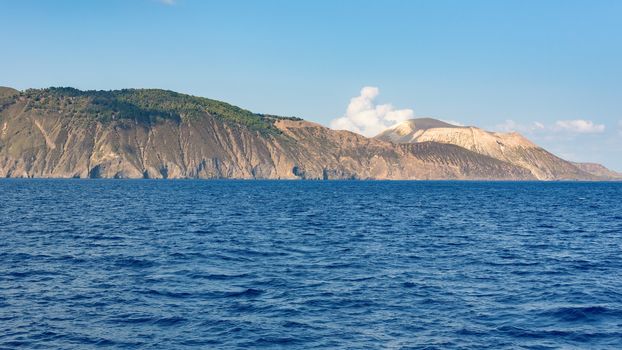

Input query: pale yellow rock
[376,118,600,180]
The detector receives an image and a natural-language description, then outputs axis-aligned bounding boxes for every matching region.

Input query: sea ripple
[0,180,621,349]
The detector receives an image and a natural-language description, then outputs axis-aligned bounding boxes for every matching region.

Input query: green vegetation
[20,87,297,134]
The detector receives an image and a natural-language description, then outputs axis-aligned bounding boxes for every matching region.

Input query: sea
[1,180,621,349]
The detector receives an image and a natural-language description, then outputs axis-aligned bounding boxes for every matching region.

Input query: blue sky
[1,0,621,170]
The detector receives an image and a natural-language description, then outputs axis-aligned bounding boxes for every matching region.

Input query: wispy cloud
[618,120,622,136]
[158,0,176,5]
[495,119,605,135]
[330,87,414,137]
[554,119,605,134]
[495,120,545,134]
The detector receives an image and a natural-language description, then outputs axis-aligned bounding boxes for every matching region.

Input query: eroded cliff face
[0,88,611,180]
[272,119,534,180]
[0,92,536,180]
[375,118,600,180]
[0,99,280,179]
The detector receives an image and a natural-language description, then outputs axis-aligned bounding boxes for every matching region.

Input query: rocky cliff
[0,87,609,180]
[375,118,613,180]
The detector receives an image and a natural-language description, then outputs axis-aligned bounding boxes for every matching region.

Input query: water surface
[1,180,621,349]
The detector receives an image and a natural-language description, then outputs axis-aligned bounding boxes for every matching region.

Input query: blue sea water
[0,180,621,349]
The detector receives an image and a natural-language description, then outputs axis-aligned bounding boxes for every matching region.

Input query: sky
[1,0,621,170]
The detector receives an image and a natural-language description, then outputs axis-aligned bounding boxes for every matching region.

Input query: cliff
[375,118,611,180]
[0,88,608,180]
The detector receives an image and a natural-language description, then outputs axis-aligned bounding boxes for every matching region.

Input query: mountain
[375,118,615,180]
[571,162,622,179]
[0,87,608,180]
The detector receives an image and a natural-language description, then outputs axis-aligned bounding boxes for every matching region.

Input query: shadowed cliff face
[375,118,606,180]
[0,88,601,180]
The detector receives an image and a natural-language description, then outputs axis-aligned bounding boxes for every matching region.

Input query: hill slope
[0,88,602,180]
[375,118,608,180]
[571,162,622,179]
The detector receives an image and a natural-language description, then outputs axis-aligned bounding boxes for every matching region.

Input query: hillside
[0,87,608,180]
[571,162,622,179]
[375,118,610,180]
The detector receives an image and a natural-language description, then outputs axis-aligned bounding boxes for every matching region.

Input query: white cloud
[495,119,606,135]
[618,120,622,136]
[495,120,545,133]
[158,0,176,5]
[554,119,605,134]
[330,87,414,137]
